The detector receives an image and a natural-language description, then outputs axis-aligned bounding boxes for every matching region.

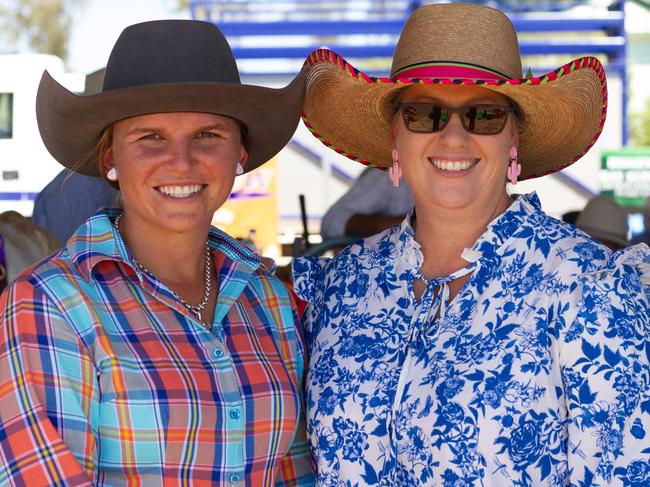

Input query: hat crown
[103,20,240,92]
[576,196,629,243]
[391,4,522,79]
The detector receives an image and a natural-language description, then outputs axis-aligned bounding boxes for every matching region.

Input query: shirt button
[229,408,241,420]
[228,473,241,484]
[213,348,224,358]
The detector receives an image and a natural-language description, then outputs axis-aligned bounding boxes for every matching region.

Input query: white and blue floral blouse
[293,193,650,487]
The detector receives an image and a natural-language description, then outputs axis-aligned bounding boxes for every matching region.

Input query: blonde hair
[68,126,117,188]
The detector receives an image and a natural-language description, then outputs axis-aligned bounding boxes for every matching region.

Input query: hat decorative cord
[507,146,521,185]
[389,149,402,187]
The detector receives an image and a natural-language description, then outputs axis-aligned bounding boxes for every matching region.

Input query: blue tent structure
[191,1,629,203]
[190,0,628,144]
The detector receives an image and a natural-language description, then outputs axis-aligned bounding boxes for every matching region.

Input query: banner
[600,149,650,207]
[212,157,279,257]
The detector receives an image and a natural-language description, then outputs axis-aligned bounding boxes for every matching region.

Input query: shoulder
[251,264,293,301]
[562,243,650,345]
[503,204,612,278]
[292,225,399,303]
[1,248,83,327]
[7,246,82,295]
[576,243,650,296]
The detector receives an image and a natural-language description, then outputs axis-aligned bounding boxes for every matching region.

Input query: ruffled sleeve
[292,256,330,305]
[619,243,650,297]
[291,256,332,354]
[560,243,650,485]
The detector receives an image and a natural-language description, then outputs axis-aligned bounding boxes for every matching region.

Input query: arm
[0,280,98,485]
[275,293,315,486]
[561,261,650,485]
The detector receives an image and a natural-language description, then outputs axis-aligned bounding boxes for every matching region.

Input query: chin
[427,187,478,210]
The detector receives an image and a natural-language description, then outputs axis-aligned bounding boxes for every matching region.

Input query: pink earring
[507,146,521,185]
[235,162,244,176]
[106,167,118,182]
[388,149,402,188]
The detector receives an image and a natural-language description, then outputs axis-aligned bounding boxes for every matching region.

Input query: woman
[293,4,650,486]
[0,20,313,486]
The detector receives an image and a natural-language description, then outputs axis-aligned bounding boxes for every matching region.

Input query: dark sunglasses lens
[402,105,449,133]
[463,106,509,134]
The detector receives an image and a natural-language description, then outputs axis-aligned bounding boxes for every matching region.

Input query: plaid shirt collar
[66,207,261,283]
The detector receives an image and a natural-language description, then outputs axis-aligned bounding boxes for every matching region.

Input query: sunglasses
[398,103,515,135]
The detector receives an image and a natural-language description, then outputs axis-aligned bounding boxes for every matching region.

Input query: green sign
[600,149,650,207]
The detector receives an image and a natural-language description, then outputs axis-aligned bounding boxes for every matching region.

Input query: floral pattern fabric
[293,193,650,486]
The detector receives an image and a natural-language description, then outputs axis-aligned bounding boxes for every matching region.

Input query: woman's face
[393,84,519,218]
[103,112,246,234]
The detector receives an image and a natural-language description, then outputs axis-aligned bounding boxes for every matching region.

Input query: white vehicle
[0,54,84,215]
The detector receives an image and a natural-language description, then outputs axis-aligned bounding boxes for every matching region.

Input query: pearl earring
[388,149,402,188]
[106,167,118,182]
[236,162,244,176]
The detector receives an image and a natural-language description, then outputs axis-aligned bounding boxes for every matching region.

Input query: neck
[116,213,211,287]
[413,193,511,279]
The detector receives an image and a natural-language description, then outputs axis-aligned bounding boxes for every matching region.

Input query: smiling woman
[293,3,650,486]
[0,19,314,486]
[106,112,246,243]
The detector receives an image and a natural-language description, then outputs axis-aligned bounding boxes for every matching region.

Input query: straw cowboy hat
[302,3,607,181]
[576,195,629,247]
[36,20,306,176]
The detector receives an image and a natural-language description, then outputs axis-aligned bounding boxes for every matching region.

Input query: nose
[437,111,469,146]
[168,138,197,171]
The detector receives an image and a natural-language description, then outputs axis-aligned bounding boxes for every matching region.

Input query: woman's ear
[101,146,116,178]
[239,146,249,169]
[101,147,120,186]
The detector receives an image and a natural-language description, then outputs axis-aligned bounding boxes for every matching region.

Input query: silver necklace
[113,214,213,330]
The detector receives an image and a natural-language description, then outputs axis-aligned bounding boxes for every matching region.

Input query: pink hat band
[392,61,511,81]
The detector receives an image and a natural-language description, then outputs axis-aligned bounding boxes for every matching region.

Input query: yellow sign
[212,157,279,257]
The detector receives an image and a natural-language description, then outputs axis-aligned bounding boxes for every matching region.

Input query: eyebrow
[126,123,232,136]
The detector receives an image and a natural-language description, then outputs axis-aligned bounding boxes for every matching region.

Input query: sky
[63,0,650,75]
[67,0,190,74]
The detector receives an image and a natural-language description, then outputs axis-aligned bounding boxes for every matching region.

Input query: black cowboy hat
[36,19,306,176]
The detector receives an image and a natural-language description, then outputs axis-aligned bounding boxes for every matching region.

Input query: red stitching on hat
[302,49,608,180]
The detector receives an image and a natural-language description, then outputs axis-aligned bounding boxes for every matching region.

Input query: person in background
[576,195,630,251]
[293,4,649,485]
[560,209,581,225]
[321,166,413,239]
[32,68,118,246]
[0,19,313,485]
[32,169,118,245]
[0,210,59,292]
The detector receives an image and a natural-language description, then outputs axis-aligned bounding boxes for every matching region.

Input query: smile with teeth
[156,184,204,198]
[429,159,477,171]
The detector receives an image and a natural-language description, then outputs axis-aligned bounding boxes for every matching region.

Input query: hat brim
[36,69,306,176]
[302,49,607,181]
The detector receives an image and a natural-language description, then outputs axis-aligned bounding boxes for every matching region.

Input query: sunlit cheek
[200,144,241,163]
[121,145,167,162]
